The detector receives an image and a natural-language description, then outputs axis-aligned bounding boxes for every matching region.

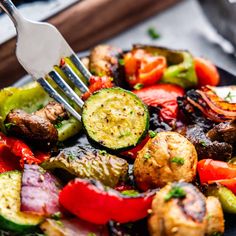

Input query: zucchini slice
[0,171,43,233]
[82,88,149,150]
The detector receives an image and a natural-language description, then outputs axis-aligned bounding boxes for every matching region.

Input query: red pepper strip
[198,159,236,194]
[0,132,46,170]
[0,144,21,173]
[82,76,114,100]
[121,135,150,159]
[59,178,155,224]
[133,84,184,121]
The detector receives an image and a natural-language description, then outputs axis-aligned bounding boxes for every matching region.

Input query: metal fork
[0,0,91,121]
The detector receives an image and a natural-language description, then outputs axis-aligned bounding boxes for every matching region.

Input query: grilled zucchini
[82,88,149,151]
[0,171,43,233]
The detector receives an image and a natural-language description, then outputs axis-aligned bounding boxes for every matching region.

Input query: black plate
[15,65,236,236]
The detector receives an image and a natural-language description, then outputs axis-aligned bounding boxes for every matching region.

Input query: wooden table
[0,0,179,88]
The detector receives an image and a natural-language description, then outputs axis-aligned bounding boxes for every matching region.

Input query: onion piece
[21,164,61,216]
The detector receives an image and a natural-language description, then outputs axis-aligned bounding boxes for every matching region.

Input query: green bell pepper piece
[206,186,236,214]
[162,51,198,88]
[0,82,81,141]
[133,45,198,88]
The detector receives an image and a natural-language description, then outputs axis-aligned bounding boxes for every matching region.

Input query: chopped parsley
[199,140,207,147]
[54,122,63,129]
[164,185,186,202]
[67,152,76,161]
[99,150,107,155]
[149,130,157,138]
[51,211,62,220]
[4,122,15,129]
[36,104,44,110]
[224,91,235,102]
[144,152,151,159]
[55,220,64,227]
[121,190,139,197]
[87,233,96,236]
[211,232,222,236]
[147,27,161,40]
[118,58,125,66]
[133,83,144,90]
[171,157,185,165]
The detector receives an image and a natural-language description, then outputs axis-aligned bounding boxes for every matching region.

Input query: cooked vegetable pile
[0,44,235,236]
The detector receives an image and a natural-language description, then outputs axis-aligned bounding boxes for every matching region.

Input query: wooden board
[0,0,179,88]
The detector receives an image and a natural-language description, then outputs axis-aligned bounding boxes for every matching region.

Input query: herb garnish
[37,104,44,110]
[87,233,96,236]
[55,122,63,129]
[164,185,186,201]
[121,190,139,197]
[99,150,107,155]
[119,58,125,66]
[51,212,62,220]
[4,123,15,129]
[199,140,207,147]
[147,27,160,40]
[133,83,143,90]
[171,157,185,165]
[224,91,235,102]
[144,152,151,159]
[149,130,157,138]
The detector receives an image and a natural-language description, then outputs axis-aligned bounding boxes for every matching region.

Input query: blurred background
[0,0,236,87]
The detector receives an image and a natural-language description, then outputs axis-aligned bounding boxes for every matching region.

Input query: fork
[0,0,91,121]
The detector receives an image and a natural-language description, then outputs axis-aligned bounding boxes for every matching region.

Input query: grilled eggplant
[41,144,128,187]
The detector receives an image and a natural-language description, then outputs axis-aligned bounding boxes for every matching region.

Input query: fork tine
[48,70,84,108]
[70,54,92,82]
[38,78,81,121]
[61,63,89,93]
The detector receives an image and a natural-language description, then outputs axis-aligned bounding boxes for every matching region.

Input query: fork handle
[0,0,25,28]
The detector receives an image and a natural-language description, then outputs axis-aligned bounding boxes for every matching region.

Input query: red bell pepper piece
[82,76,114,100]
[133,84,184,122]
[59,178,155,225]
[0,132,49,173]
[121,135,150,159]
[124,49,167,88]
[198,159,236,194]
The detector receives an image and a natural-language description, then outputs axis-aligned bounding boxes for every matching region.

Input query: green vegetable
[162,51,198,88]
[121,190,139,197]
[206,186,236,214]
[0,171,43,233]
[41,145,129,187]
[164,185,186,201]
[171,157,185,165]
[133,83,143,90]
[143,152,151,159]
[147,27,160,39]
[148,130,157,138]
[0,82,50,133]
[0,82,82,141]
[82,88,149,151]
[133,45,198,88]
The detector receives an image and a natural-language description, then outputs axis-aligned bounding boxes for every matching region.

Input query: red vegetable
[124,49,166,88]
[59,178,155,224]
[133,84,184,121]
[121,135,150,159]
[82,76,114,100]
[21,164,61,216]
[198,159,236,194]
[194,57,220,87]
[0,132,48,173]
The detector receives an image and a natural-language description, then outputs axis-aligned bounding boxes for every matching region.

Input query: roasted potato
[134,131,197,191]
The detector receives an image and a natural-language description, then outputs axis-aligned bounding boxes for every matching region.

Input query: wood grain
[0,0,179,87]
